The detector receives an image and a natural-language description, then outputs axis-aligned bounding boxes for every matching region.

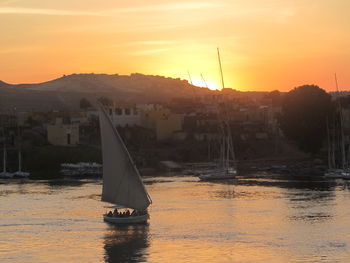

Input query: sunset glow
[1,0,350,91]
[190,76,219,91]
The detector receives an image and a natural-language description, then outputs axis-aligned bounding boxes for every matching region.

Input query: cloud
[0,2,221,17]
[104,2,221,14]
[130,41,175,46]
[0,7,100,16]
[1,0,21,5]
[130,48,171,56]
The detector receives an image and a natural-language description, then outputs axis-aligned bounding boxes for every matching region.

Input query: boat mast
[17,112,22,173]
[217,47,235,169]
[187,70,193,85]
[201,74,209,89]
[335,74,346,169]
[3,145,6,173]
[18,147,21,172]
[217,48,225,91]
[226,131,230,169]
[2,127,6,173]
[326,117,332,169]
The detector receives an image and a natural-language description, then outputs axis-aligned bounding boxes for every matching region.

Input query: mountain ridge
[0,73,212,111]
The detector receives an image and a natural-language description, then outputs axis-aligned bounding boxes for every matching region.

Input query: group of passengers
[106,208,147,218]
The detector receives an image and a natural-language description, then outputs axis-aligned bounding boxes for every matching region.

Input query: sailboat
[98,103,152,224]
[199,123,237,180]
[199,48,238,181]
[325,74,350,179]
[0,145,13,178]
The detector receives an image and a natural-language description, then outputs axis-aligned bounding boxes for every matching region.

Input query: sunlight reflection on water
[1,174,350,262]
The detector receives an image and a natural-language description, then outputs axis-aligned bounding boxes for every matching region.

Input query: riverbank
[238,157,327,176]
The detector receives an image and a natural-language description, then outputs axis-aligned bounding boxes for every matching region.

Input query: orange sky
[1,0,350,91]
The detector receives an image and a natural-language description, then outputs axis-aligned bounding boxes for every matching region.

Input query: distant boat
[0,145,13,179]
[199,48,237,181]
[12,122,30,178]
[98,103,151,224]
[13,148,30,178]
[60,162,102,177]
[199,125,237,181]
[325,74,350,180]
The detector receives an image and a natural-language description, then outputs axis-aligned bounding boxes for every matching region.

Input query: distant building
[47,123,79,146]
[141,109,183,140]
[106,104,141,127]
[137,103,163,111]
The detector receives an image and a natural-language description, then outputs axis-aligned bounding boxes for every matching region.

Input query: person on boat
[126,210,130,217]
[113,208,119,217]
[107,211,113,217]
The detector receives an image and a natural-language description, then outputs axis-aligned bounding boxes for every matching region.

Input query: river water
[1,173,350,263]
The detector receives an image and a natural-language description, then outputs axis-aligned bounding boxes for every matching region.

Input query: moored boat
[0,145,13,179]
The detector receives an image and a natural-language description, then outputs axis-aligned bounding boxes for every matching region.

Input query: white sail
[99,104,151,210]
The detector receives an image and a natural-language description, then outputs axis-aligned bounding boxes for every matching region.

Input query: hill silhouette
[0,73,212,111]
[0,80,11,88]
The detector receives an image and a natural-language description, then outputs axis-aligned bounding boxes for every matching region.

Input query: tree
[79,98,92,110]
[278,85,333,154]
[264,90,282,106]
[98,96,113,106]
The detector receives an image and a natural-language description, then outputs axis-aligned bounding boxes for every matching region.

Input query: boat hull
[324,169,350,179]
[199,174,235,181]
[0,172,13,179]
[199,168,237,181]
[13,171,30,178]
[103,214,149,224]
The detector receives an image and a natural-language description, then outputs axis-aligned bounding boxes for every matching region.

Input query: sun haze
[1,0,350,91]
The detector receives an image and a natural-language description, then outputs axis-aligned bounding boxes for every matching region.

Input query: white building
[106,105,141,127]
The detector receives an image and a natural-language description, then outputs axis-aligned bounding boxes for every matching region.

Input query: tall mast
[200,74,209,89]
[18,148,21,172]
[187,70,193,85]
[332,118,336,168]
[217,47,225,90]
[222,130,226,168]
[335,73,346,169]
[3,145,6,173]
[326,117,331,169]
[2,127,6,173]
[17,110,22,172]
[217,47,236,168]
